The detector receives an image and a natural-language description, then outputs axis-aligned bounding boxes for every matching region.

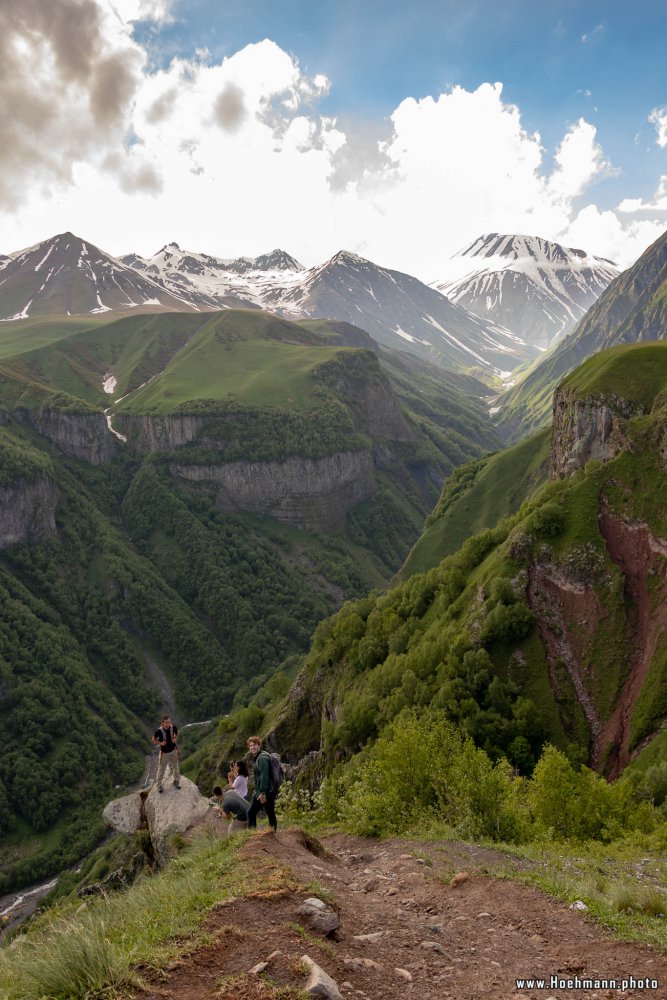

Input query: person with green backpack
[246,735,282,831]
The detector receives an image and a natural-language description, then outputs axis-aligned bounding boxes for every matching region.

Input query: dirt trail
[135,829,666,1000]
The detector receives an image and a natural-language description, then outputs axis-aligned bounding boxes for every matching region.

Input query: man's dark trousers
[247,791,277,830]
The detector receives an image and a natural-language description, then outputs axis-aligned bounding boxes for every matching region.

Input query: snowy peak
[0,233,191,320]
[253,249,303,272]
[455,233,615,268]
[437,233,620,349]
[274,247,539,376]
[120,242,305,309]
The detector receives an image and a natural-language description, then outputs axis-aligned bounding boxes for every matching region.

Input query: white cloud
[111,0,174,23]
[581,24,604,43]
[559,205,664,267]
[649,107,667,148]
[618,176,667,214]
[0,6,664,278]
[547,119,612,200]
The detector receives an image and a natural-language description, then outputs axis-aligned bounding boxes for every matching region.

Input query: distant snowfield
[102,373,117,394]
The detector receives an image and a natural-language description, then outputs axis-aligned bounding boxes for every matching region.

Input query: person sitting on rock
[152,715,181,793]
[227,759,249,800]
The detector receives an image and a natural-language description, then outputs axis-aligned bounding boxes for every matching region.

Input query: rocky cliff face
[315,356,415,443]
[549,387,641,479]
[0,474,58,549]
[115,414,203,452]
[172,449,376,532]
[22,410,116,465]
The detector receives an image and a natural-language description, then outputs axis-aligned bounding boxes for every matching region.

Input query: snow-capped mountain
[268,250,540,375]
[0,233,191,320]
[120,243,304,309]
[435,234,619,349]
[0,233,539,377]
[121,242,539,373]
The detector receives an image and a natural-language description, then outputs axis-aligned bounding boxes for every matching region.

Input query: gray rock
[103,791,142,834]
[302,954,344,999]
[421,941,449,956]
[27,410,116,465]
[144,776,211,864]
[303,896,327,910]
[0,474,57,551]
[343,957,380,971]
[171,450,376,534]
[297,898,339,936]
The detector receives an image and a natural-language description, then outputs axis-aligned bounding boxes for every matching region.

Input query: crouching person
[220,788,249,834]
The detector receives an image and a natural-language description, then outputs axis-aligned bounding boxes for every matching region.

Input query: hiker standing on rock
[153,715,181,793]
[246,736,278,832]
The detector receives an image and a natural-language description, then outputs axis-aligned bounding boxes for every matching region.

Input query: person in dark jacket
[246,735,277,831]
[153,715,180,792]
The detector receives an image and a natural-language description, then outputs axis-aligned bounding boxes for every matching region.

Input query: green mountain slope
[399,428,550,578]
[497,228,667,441]
[210,343,667,795]
[0,308,500,889]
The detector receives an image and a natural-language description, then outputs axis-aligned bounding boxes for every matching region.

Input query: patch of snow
[33,245,55,272]
[394,326,417,343]
[102,373,117,395]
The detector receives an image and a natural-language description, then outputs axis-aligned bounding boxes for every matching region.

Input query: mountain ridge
[436,233,619,349]
[496,227,667,440]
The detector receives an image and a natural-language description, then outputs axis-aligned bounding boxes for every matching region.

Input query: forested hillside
[0,308,499,891]
[207,342,667,799]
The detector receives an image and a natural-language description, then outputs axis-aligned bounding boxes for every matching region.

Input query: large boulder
[103,790,143,834]
[103,778,212,865]
[144,776,211,864]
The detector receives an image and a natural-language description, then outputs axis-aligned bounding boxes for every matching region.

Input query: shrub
[328,710,529,841]
[481,602,535,645]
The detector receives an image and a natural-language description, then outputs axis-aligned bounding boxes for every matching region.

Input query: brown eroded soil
[598,510,667,776]
[134,829,666,1000]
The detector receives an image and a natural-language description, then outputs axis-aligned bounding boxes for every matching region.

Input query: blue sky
[136,0,666,209]
[1,0,665,275]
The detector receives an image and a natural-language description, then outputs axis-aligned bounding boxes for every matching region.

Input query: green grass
[399,428,550,578]
[478,834,667,952]
[0,315,123,361]
[561,342,667,409]
[0,831,251,1000]
[114,311,355,415]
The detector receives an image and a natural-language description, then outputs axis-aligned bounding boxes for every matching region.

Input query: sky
[1,0,666,280]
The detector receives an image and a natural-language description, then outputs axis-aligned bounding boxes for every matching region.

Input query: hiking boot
[158,787,163,793]
[174,783,181,789]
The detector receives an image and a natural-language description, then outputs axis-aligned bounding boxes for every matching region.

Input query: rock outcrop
[550,388,639,479]
[144,777,211,864]
[22,410,116,465]
[0,474,58,550]
[171,450,376,532]
[103,790,143,835]
[103,777,212,865]
[115,413,203,452]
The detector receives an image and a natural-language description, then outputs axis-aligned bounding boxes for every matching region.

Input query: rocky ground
[135,828,666,1000]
